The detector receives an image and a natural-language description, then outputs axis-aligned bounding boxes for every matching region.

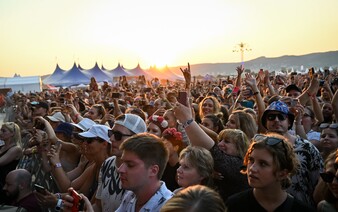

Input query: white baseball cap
[47,112,66,122]
[78,124,111,143]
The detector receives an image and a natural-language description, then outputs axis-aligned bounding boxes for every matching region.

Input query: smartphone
[34,184,46,193]
[240,100,254,109]
[144,87,152,92]
[70,189,84,212]
[290,98,299,107]
[177,91,188,106]
[112,92,120,98]
[34,120,45,130]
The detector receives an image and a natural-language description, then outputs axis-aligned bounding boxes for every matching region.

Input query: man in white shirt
[116,133,173,212]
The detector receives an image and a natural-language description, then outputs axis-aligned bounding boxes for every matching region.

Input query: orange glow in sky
[0,0,338,77]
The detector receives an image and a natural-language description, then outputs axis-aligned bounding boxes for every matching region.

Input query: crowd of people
[0,65,337,211]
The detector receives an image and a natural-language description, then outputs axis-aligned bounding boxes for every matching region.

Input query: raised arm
[332,89,338,121]
[244,73,266,133]
[173,101,215,150]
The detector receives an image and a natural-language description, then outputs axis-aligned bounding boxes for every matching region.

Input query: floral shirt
[287,136,323,208]
[116,181,173,212]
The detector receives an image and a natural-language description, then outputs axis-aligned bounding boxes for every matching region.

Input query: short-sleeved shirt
[116,181,173,212]
[96,156,125,212]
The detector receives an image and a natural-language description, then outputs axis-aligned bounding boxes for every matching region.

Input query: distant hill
[170,50,338,76]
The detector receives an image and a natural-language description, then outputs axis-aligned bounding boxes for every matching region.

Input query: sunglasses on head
[266,113,288,121]
[108,130,133,141]
[320,123,338,130]
[320,172,338,183]
[253,134,288,158]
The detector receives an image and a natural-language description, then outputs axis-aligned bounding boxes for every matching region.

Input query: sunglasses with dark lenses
[108,130,133,141]
[320,123,338,130]
[253,134,288,158]
[83,137,103,144]
[266,113,288,121]
[320,172,338,183]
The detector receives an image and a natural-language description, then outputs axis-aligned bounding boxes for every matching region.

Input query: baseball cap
[55,122,74,137]
[114,114,147,134]
[285,84,302,93]
[71,118,96,131]
[47,112,66,122]
[30,101,49,110]
[78,124,111,143]
[261,100,295,130]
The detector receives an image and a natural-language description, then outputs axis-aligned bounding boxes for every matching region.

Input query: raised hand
[180,63,191,89]
[236,65,244,76]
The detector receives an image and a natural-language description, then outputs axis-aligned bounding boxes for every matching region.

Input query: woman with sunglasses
[316,150,338,211]
[0,122,23,204]
[226,133,314,211]
[319,123,338,160]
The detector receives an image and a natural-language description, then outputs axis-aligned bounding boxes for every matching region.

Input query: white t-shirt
[96,156,126,212]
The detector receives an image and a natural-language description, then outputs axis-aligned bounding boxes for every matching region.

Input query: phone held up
[70,189,84,212]
[177,91,188,106]
[34,184,46,194]
[112,92,120,99]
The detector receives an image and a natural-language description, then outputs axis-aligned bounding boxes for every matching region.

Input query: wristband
[253,91,260,95]
[54,163,62,169]
[55,198,63,212]
[56,193,62,199]
[182,119,194,129]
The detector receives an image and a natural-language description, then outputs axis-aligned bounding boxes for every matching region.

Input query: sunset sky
[1,0,338,77]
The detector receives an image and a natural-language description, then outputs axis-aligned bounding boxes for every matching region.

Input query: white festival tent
[43,64,66,85]
[81,62,112,83]
[0,76,42,93]
[57,63,90,87]
[125,63,153,79]
[108,63,131,77]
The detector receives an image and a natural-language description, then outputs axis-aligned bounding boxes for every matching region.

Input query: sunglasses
[83,137,103,144]
[253,134,288,158]
[320,123,338,130]
[266,113,288,121]
[320,172,338,183]
[108,130,133,141]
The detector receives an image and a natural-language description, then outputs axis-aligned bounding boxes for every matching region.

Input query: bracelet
[253,91,260,95]
[55,193,62,199]
[55,198,63,212]
[182,119,194,129]
[31,148,37,154]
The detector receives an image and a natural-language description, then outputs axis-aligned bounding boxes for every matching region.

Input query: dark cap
[30,101,49,110]
[55,122,74,138]
[285,84,302,93]
[332,78,338,85]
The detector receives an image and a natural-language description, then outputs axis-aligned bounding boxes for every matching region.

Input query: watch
[182,119,194,129]
[54,163,62,169]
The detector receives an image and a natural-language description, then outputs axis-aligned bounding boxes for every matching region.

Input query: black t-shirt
[226,189,315,212]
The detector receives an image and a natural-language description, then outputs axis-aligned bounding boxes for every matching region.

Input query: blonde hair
[2,122,22,148]
[218,129,249,158]
[230,110,257,139]
[179,146,214,187]
[160,185,226,212]
[198,96,221,119]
